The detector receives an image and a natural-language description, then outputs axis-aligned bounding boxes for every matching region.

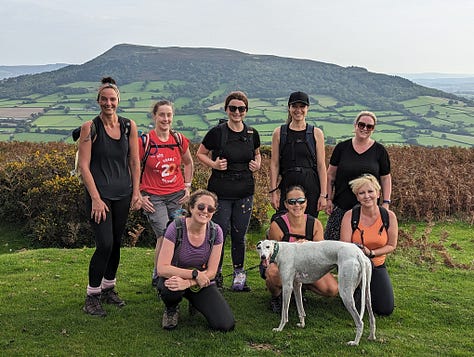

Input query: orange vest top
[351,214,388,267]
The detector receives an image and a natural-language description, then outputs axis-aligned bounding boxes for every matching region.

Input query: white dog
[257,239,376,346]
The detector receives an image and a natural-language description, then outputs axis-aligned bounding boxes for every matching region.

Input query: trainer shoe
[215,271,224,291]
[162,307,179,330]
[270,294,282,313]
[231,269,251,292]
[101,287,125,307]
[83,294,107,317]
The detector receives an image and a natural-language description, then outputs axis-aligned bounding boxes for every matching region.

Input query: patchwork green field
[1,81,473,147]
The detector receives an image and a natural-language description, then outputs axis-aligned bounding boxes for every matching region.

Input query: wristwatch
[191,269,199,279]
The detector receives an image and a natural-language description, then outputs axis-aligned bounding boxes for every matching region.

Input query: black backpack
[71,116,131,182]
[139,130,183,181]
[273,215,315,242]
[279,124,316,171]
[172,217,218,266]
[212,119,255,162]
[351,204,390,234]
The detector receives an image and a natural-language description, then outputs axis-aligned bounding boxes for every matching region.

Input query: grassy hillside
[0,44,472,147]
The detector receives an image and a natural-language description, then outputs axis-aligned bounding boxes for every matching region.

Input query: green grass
[1,221,473,356]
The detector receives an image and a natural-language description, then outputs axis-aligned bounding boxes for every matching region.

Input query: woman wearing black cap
[269,91,327,217]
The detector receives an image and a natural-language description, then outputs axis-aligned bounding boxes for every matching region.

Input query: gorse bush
[0,141,472,248]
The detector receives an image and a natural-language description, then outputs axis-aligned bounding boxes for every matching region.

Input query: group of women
[78,77,398,332]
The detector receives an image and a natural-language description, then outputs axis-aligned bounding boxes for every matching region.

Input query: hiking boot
[270,294,282,313]
[162,307,179,330]
[231,269,250,292]
[83,294,107,317]
[215,271,224,291]
[101,287,125,307]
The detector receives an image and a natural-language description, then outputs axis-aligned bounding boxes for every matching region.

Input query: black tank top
[90,116,132,200]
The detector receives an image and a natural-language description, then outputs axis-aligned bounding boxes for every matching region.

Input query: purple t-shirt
[164,218,223,269]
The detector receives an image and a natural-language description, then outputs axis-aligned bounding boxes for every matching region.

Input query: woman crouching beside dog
[156,189,235,331]
[262,185,339,313]
[340,174,398,316]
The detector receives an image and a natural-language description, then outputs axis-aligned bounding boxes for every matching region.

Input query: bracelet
[320,193,328,199]
[184,182,192,188]
[383,199,391,204]
[368,250,375,258]
[268,187,279,194]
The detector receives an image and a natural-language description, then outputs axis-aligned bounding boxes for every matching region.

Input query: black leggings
[370,263,394,316]
[86,195,131,287]
[158,278,235,332]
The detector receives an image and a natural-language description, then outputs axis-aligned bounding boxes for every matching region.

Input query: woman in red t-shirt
[139,100,194,286]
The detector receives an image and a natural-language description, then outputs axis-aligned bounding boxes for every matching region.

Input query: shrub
[0,142,472,248]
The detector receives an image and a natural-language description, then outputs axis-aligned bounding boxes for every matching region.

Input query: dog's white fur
[257,239,376,346]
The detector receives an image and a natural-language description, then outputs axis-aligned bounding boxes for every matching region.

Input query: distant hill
[398,73,474,98]
[0,44,464,108]
[0,44,473,147]
[0,63,69,80]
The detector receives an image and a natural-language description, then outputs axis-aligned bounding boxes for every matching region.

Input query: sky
[2,0,473,75]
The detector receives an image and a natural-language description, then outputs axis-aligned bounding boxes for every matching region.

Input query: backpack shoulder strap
[351,204,361,233]
[170,129,184,154]
[139,133,151,182]
[274,216,290,242]
[172,217,184,265]
[378,206,390,234]
[305,215,316,241]
[279,124,288,158]
[305,124,316,159]
[118,116,131,137]
[219,122,229,152]
[208,220,217,246]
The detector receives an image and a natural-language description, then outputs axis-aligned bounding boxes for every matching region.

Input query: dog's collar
[270,242,279,263]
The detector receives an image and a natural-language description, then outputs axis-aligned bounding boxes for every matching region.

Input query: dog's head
[256,240,276,268]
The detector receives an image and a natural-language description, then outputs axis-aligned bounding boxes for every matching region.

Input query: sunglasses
[196,203,217,213]
[286,197,307,205]
[357,122,375,131]
[228,105,247,113]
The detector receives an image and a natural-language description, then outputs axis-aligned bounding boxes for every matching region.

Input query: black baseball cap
[288,91,310,106]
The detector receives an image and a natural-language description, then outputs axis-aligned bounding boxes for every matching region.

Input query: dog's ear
[256,241,262,249]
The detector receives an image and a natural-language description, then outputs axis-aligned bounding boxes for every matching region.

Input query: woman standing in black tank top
[77,77,141,317]
[269,91,328,217]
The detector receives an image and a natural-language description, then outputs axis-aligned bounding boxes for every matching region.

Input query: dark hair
[184,189,218,217]
[152,100,174,115]
[285,185,306,198]
[224,91,248,111]
[96,77,120,102]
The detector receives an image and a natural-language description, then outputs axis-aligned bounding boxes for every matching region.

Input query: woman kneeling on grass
[262,185,338,313]
[340,174,398,316]
[156,189,235,331]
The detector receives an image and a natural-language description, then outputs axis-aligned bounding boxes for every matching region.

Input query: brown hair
[224,91,248,111]
[354,111,377,125]
[96,77,120,102]
[152,100,174,115]
[184,189,218,217]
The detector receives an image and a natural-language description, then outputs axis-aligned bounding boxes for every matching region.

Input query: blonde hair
[349,174,381,195]
[354,111,377,125]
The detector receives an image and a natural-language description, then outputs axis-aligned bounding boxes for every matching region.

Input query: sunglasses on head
[228,105,247,113]
[286,197,307,205]
[196,203,216,213]
[357,122,375,131]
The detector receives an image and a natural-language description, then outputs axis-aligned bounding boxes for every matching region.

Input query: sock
[101,278,116,290]
[87,285,102,296]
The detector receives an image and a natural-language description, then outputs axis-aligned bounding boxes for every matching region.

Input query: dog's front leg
[293,280,305,328]
[273,276,292,331]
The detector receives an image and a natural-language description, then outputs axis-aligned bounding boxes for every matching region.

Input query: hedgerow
[0,141,472,248]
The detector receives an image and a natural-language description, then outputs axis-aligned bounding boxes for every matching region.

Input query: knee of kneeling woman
[212,319,235,332]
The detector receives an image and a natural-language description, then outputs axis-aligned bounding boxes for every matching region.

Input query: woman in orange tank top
[340,174,398,316]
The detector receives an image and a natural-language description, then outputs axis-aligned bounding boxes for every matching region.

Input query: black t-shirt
[329,139,390,210]
[202,123,260,199]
